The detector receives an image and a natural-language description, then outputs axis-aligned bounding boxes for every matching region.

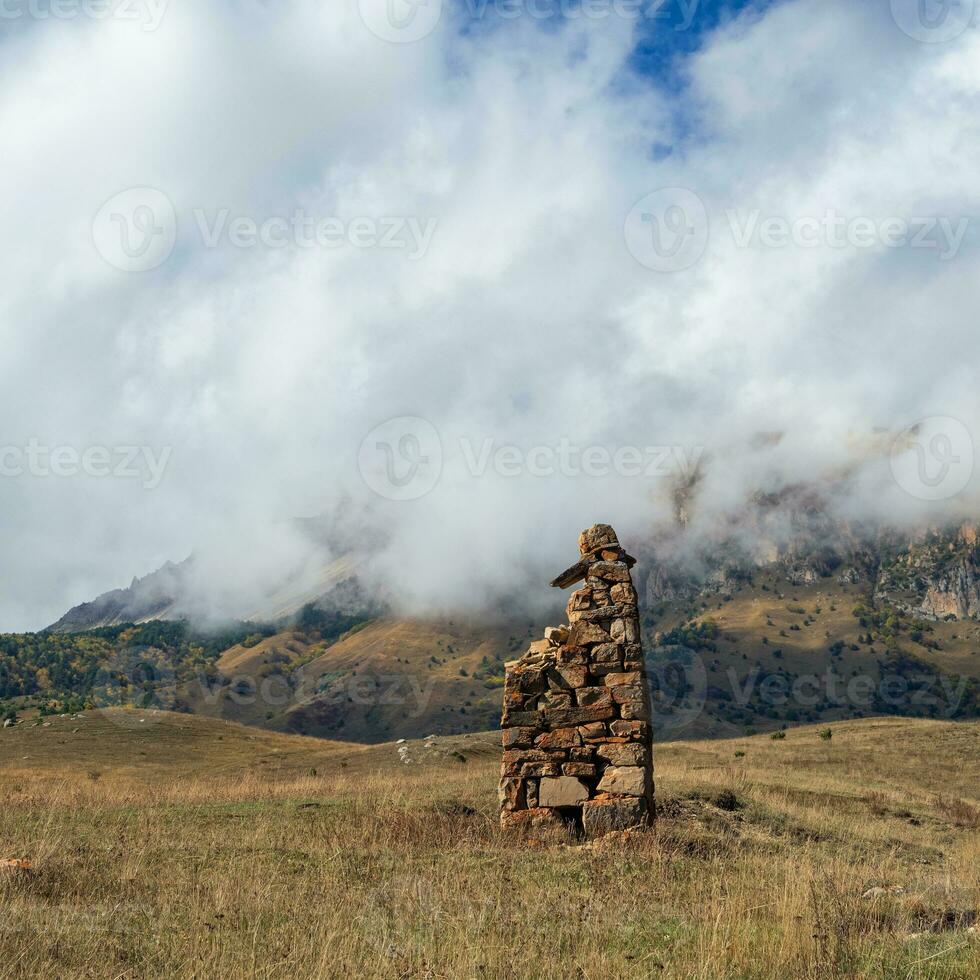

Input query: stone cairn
[499,524,654,837]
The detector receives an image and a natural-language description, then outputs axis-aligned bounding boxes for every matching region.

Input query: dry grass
[0,712,978,978]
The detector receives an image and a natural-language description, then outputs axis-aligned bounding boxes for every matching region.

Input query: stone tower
[498,524,654,837]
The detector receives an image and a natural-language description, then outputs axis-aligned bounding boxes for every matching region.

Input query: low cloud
[1,1,978,630]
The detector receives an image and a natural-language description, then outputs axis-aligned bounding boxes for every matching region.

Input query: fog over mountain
[2,0,979,631]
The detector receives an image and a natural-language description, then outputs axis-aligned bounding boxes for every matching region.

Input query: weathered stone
[619,700,650,722]
[569,621,611,647]
[500,807,564,832]
[555,646,587,666]
[521,762,562,778]
[569,746,594,762]
[577,605,629,623]
[596,766,647,796]
[562,762,597,778]
[603,671,641,688]
[547,665,589,691]
[589,561,631,583]
[510,663,549,694]
[504,689,530,710]
[538,776,589,807]
[535,727,581,750]
[608,617,639,643]
[610,720,649,740]
[528,639,552,655]
[577,722,606,739]
[582,797,647,838]
[544,625,570,644]
[596,742,646,767]
[540,691,572,710]
[542,704,616,726]
[526,779,539,808]
[502,749,551,766]
[576,687,613,709]
[498,777,526,811]
[502,709,543,728]
[579,523,619,554]
[609,684,645,704]
[610,582,637,604]
[502,727,538,749]
[590,642,621,664]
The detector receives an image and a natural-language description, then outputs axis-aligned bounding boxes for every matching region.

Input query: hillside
[182,616,554,742]
[5,570,980,744]
[7,519,980,743]
[1,714,977,977]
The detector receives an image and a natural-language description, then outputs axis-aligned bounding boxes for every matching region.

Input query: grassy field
[1,711,978,978]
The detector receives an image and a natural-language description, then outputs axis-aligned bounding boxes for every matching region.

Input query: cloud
[1,0,978,630]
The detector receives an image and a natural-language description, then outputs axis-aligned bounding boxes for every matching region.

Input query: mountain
[21,487,980,743]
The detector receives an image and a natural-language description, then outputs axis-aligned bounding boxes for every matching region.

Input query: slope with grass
[0,713,977,978]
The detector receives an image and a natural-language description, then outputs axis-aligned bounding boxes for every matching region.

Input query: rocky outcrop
[875,523,980,621]
[498,524,654,837]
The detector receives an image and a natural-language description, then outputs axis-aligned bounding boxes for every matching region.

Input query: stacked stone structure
[499,524,654,837]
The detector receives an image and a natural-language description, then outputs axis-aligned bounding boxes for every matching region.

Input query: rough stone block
[579,524,619,554]
[570,621,611,647]
[603,671,641,688]
[610,720,649,740]
[501,709,543,728]
[596,766,647,796]
[596,742,646,767]
[538,776,589,807]
[498,778,526,811]
[576,687,613,708]
[582,797,647,838]
[548,665,589,691]
[545,625,570,644]
[541,704,616,726]
[535,727,581,750]
[609,684,645,704]
[589,561,630,583]
[610,582,637,605]
[502,727,538,749]
[540,691,573,710]
[619,700,650,722]
[526,779,539,808]
[590,643,621,664]
[500,808,564,832]
[521,762,562,778]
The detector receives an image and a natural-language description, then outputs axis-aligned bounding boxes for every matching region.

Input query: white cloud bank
[1,0,979,630]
